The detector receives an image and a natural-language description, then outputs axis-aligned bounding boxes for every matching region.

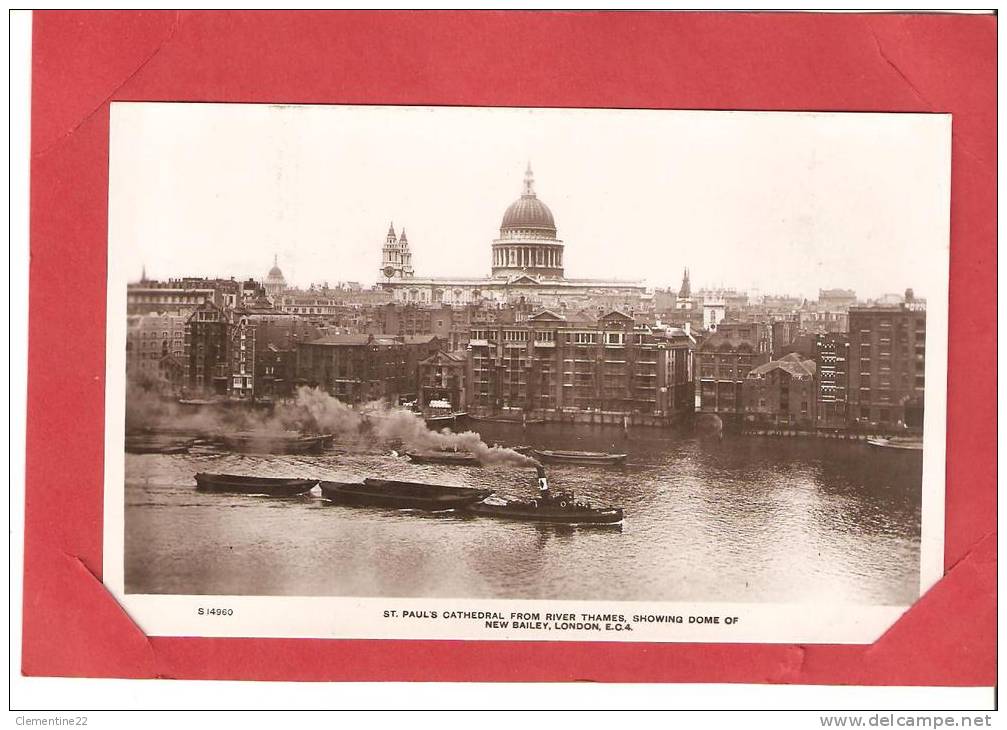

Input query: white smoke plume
[126,381,537,467]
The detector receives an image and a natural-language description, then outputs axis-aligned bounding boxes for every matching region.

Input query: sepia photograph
[103,102,950,642]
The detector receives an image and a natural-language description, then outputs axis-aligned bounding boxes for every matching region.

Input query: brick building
[467,309,694,424]
[815,333,850,429]
[128,276,267,315]
[183,303,232,395]
[126,312,187,391]
[227,313,321,401]
[847,295,926,429]
[818,288,858,309]
[359,302,530,352]
[743,353,817,427]
[695,321,771,416]
[418,350,468,410]
[296,334,442,405]
[770,318,799,358]
[798,308,849,335]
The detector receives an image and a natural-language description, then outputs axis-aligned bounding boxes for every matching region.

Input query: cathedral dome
[265,255,286,287]
[501,196,555,231]
[500,164,556,233]
[492,164,565,280]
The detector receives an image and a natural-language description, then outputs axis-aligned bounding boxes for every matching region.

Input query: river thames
[124,423,922,605]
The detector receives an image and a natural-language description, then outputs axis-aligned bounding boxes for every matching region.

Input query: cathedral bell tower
[379,222,414,283]
[676,268,694,310]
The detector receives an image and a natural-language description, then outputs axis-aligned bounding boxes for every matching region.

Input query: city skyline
[110,103,950,300]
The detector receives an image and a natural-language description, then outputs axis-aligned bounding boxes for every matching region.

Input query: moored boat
[867,437,924,451]
[125,435,193,455]
[469,414,545,425]
[531,449,627,465]
[219,431,330,455]
[424,411,470,427]
[405,450,481,466]
[319,478,493,510]
[194,472,318,495]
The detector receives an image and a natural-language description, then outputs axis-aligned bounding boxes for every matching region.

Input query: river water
[124,424,922,605]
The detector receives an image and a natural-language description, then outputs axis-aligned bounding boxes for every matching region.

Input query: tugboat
[422,399,469,428]
[465,466,624,525]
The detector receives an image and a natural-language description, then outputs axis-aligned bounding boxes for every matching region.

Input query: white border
[100,103,949,645]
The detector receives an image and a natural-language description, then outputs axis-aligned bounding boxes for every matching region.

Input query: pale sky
[109,103,951,300]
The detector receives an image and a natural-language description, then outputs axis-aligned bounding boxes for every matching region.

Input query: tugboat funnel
[536,465,549,493]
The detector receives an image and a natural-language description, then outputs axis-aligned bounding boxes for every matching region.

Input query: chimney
[536,465,549,493]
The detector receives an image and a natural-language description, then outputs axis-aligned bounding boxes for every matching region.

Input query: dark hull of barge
[405,451,481,466]
[531,449,628,465]
[194,472,318,496]
[319,478,493,511]
[219,433,332,455]
[125,438,192,455]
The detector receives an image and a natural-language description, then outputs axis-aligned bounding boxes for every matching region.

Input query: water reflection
[125,423,922,605]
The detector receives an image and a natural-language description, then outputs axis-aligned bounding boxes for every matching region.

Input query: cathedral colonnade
[491,244,563,270]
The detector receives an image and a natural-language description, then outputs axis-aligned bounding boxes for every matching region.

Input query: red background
[24,10,996,684]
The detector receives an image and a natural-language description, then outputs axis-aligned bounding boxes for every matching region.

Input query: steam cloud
[127,381,538,467]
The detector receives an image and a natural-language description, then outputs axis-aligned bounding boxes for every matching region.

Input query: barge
[405,450,481,466]
[194,472,318,496]
[531,449,627,465]
[319,478,493,511]
[219,431,331,455]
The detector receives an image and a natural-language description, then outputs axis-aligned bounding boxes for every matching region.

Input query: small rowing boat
[319,478,493,510]
[531,449,627,465]
[194,473,318,496]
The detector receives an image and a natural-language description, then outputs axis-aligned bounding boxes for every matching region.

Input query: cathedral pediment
[599,309,634,323]
[528,309,565,321]
[507,274,541,286]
